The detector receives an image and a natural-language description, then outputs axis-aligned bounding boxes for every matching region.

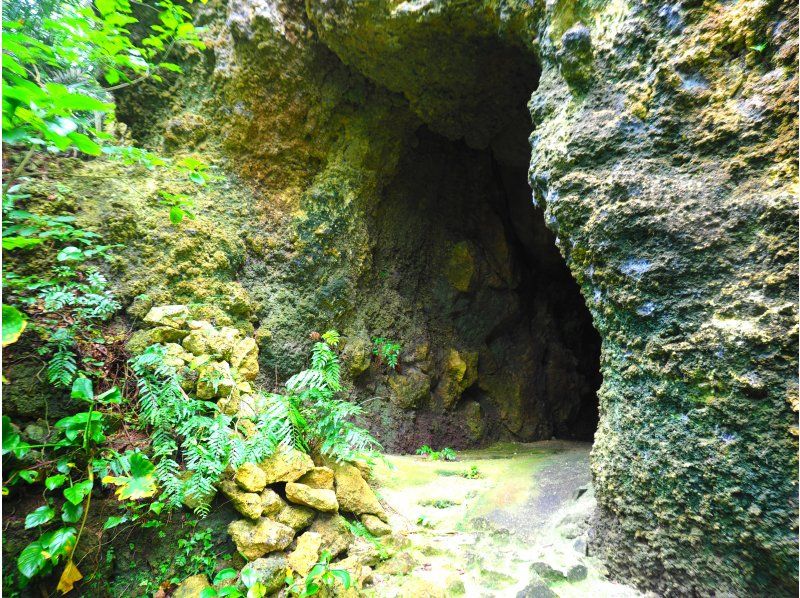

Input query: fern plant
[45,328,77,387]
[130,346,293,516]
[129,331,380,517]
[281,331,380,464]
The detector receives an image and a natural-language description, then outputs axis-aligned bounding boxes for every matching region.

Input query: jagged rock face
[99,0,796,595]
[526,0,798,595]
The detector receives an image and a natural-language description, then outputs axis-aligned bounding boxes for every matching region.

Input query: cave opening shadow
[370,123,602,448]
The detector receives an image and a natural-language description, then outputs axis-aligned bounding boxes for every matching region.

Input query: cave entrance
[365,35,601,449]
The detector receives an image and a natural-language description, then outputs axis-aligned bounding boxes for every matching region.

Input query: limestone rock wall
[527,0,798,595]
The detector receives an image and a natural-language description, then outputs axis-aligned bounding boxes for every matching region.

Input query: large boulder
[387,368,431,410]
[285,482,339,512]
[259,447,314,484]
[331,462,387,521]
[227,517,295,560]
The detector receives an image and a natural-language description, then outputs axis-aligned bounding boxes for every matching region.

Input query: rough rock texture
[40,0,794,595]
[227,517,295,560]
[525,0,798,595]
[285,482,339,512]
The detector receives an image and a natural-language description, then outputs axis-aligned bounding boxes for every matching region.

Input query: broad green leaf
[213,568,238,584]
[67,132,102,156]
[44,527,77,556]
[61,501,83,523]
[2,304,27,346]
[200,589,218,598]
[63,480,93,505]
[70,377,93,401]
[96,387,121,404]
[2,415,21,455]
[95,0,116,15]
[46,474,68,490]
[330,569,351,589]
[240,565,259,588]
[57,246,84,262]
[25,505,55,529]
[18,541,48,578]
[102,453,157,500]
[2,236,44,250]
[104,68,121,85]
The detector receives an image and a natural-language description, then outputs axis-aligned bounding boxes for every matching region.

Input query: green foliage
[2,0,204,156]
[170,527,220,584]
[2,304,26,346]
[372,337,401,370]
[130,345,284,515]
[278,333,381,463]
[344,518,389,560]
[287,550,351,597]
[460,465,481,479]
[415,445,457,461]
[158,191,196,225]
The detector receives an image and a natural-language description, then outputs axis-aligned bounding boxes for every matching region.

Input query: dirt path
[369,441,644,597]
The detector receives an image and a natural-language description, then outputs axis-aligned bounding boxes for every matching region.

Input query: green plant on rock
[344,518,389,560]
[372,337,401,370]
[130,345,282,515]
[286,550,352,597]
[276,330,381,463]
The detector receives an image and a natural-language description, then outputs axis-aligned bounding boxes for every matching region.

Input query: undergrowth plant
[416,445,457,461]
[372,337,401,370]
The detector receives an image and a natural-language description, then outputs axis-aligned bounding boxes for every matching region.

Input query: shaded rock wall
[36,0,797,595]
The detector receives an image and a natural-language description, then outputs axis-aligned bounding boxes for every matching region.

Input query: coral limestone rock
[235,462,267,493]
[287,531,323,576]
[260,488,284,517]
[258,447,314,484]
[332,462,387,522]
[285,482,339,512]
[361,514,391,537]
[227,517,295,560]
[298,466,335,490]
[220,480,263,520]
[230,337,259,381]
[246,555,289,595]
[275,503,316,532]
[143,304,189,329]
[308,514,353,559]
[173,574,211,598]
